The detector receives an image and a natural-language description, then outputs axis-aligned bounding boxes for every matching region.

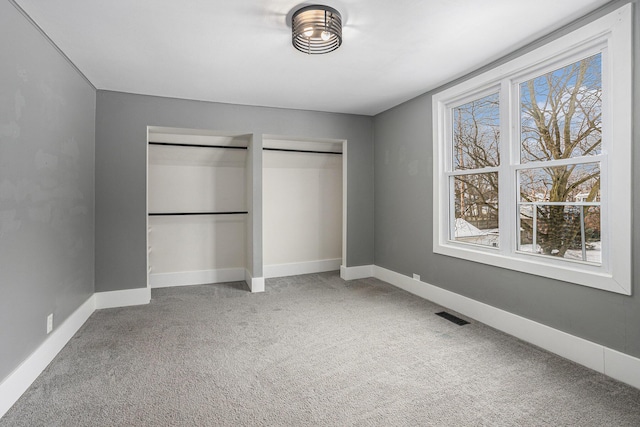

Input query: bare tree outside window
[518,53,602,263]
[452,93,500,247]
[450,54,602,262]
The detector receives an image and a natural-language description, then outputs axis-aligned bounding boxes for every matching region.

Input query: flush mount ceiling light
[291,5,342,54]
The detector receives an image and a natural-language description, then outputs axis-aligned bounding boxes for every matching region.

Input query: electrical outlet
[413,273,420,281]
[47,314,53,334]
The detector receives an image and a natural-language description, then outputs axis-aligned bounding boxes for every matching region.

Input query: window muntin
[432,4,631,294]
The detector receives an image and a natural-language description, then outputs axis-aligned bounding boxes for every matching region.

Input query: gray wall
[95,91,374,292]
[0,2,96,381]
[374,0,640,359]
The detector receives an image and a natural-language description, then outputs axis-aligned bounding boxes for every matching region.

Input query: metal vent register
[436,311,470,326]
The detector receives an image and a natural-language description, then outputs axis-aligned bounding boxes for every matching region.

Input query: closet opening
[262,136,346,278]
[146,126,251,289]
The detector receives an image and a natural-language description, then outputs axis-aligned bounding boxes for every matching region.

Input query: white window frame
[432,4,632,295]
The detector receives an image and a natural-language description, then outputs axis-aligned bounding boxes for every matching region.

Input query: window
[451,93,500,248]
[517,54,602,265]
[432,4,632,294]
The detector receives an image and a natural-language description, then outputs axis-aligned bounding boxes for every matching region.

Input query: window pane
[520,53,602,163]
[518,205,601,264]
[518,163,600,263]
[452,173,499,247]
[519,163,600,203]
[453,93,500,170]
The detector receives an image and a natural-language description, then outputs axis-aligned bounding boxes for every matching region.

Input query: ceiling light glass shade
[292,5,342,54]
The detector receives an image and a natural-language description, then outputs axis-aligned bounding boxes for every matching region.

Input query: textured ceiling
[14,0,611,115]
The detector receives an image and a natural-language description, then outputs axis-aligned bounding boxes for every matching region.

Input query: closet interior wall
[147,128,250,288]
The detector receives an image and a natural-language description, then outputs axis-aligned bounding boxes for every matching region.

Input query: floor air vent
[436,311,469,325]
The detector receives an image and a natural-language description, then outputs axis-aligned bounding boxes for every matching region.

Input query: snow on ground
[454,218,601,263]
[519,241,601,263]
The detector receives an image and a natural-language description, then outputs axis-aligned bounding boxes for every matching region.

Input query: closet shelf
[149,141,248,150]
[148,211,248,216]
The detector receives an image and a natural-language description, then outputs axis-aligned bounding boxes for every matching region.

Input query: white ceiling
[14,0,611,116]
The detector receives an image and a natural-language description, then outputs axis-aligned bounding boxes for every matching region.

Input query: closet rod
[149,142,248,150]
[262,147,342,155]
[148,211,248,216]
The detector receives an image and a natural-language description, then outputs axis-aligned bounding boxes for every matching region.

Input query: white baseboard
[604,348,640,389]
[264,258,341,279]
[340,264,375,281]
[374,266,640,390]
[0,295,95,419]
[149,268,246,288]
[245,269,265,293]
[94,287,151,309]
